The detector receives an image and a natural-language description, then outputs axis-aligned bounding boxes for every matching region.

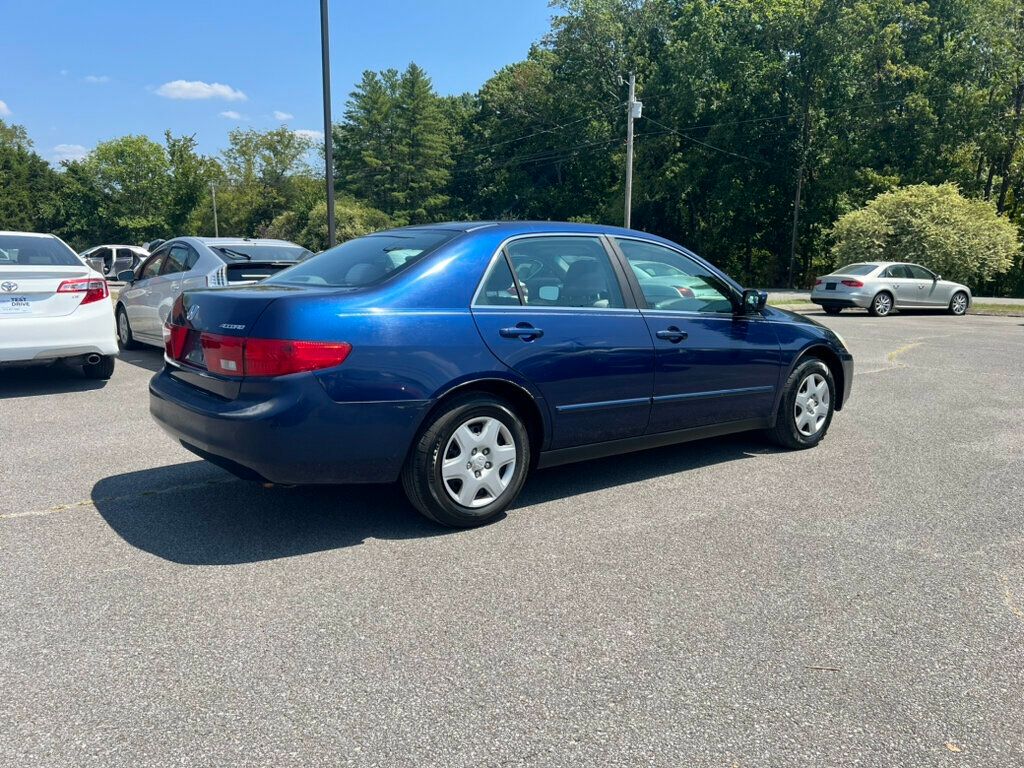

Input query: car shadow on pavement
[116,347,165,373]
[0,363,109,398]
[92,433,778,565]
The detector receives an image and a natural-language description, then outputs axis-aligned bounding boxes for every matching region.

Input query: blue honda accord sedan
[150,221,853,527]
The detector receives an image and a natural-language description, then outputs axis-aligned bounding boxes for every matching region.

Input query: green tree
[830,183,1021,285]
[0,120,61,233]
[165,132,221,235]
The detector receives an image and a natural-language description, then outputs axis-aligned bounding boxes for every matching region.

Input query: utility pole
[210,182,219,237]
[320,0,336,248]
[624,72,641,229]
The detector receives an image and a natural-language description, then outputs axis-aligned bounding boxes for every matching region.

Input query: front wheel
[401,394,531,527]
[948,291,969,316]
[868,291,894,317]
[766,359,836,449]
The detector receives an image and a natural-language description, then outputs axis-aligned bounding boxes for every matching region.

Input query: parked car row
[5,222,978,529]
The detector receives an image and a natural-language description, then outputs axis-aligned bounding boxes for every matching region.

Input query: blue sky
[0,0,554,164]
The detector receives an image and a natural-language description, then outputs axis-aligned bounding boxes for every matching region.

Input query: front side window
[504,236,625,309]
[139,252,165,280]
[160,245,191,276]
[616,238,734,313]
[905,264,934,280]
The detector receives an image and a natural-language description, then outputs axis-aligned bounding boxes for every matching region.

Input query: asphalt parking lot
[2,311,1022,767]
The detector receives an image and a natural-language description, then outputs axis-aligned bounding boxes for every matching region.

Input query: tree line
[1,0,1022,294]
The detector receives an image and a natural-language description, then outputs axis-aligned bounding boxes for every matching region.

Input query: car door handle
[500,323,544,341]
[656,327,688,343]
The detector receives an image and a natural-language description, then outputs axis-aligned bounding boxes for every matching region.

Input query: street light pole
[624,72,638,229]
[210,182,219,237]
[320,0,336,248]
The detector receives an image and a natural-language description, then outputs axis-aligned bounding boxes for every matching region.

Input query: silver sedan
[810,262,972,317]
[114,237,312,349]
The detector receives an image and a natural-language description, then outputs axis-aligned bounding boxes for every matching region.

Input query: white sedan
[0,231,118,379]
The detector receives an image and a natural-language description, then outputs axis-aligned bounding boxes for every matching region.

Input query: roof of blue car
[391,220,661,237]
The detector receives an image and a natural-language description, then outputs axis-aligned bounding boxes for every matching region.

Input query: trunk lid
[0,266,94,318]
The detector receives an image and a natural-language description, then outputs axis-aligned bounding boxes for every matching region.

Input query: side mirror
[935,274,941,281]
[741,288,767,313]
[116,270,135,283]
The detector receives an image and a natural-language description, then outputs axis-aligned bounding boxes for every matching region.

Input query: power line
[643,116,769,166]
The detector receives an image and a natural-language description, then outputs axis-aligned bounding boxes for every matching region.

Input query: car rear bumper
[0,304,118,363]
[149,367,431,484]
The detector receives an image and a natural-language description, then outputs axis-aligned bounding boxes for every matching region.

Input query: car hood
[762,305,828,328]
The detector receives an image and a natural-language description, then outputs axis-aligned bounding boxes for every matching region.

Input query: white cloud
[59,69,69,77]
[273,110,294,121]
[0,99,10,117]
[52,143,88,163]
[293,129,324,143]
[219,110,246,120]
[84,74,110,84]
[155,80,247,101]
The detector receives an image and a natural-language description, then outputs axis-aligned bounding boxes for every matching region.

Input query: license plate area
[0,295,32,315]
[825,282,837,290]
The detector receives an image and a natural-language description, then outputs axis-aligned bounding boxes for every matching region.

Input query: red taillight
[841,279,864,288]
[58,278,108,304]
[163,325,351,377]
[163,322,189,360]
[814,278,823,286]
[673,285,695,298]
[243,338,352,376]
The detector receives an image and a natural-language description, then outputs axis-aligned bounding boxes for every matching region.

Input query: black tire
[868,291,894,317]
[116,305,141,350]
[401,393,531,528]
[83,355,115,380]
[948,291,969,316]
[766,358,836,449]
[823,306,842,316]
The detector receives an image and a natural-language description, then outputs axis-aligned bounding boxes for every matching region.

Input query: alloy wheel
[794,373,830,437]
[951,293,968,315]
[873,294,892,316]
[440,416,517,508]
[118,312,130,344]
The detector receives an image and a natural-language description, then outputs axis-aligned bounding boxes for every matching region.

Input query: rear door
[611,237,782,433]
[881,264,919,306]
[471,234,655,450]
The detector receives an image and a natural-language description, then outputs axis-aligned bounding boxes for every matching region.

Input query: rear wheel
[823,306,842,316]
[83,355,115,380]
[948,291,969,316]
[401,393,530,527]
[766,358,835,449]
[868,291,893,317]
[116,306,141,349]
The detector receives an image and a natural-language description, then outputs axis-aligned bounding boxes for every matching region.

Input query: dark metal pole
[320,0,336,248]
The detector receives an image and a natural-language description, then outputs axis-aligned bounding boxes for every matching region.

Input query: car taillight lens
[841,279,864,288]
[207,267,228,287]
[163,324,351,377]
[57,278,109,304]
[673,286,695,298]
[814,278,823,286]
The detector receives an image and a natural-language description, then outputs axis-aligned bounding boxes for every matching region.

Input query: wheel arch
[873,288,895,308]
[784,344,847,412]
[411,377,550,468]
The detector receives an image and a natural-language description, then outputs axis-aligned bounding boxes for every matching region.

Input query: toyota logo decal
[1,281,18,292]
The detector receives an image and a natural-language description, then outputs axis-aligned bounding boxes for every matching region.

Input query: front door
[471,235,654,450]
[122,250,167,338]
[611,237,781,433]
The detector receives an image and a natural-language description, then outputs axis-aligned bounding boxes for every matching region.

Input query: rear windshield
[267,230,458,288]
[0,235,82,266]
[210,244,314,262]
[834,263,878,276]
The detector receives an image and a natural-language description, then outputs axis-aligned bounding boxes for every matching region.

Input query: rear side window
[267,230,457,287]
[475,254,522,306]
[504,236,625,309]
[0,235,82,266]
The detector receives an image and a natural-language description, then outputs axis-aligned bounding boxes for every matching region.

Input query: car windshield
[266,230,458,287]
[0,235,82,266]
[210,244,313,262]
[834,263,878,276]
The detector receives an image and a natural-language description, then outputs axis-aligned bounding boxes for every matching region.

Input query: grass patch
[969,303,1024,316]
[767,298,813,307]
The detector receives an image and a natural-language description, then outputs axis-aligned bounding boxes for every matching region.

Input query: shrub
[829,183,1021,286]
